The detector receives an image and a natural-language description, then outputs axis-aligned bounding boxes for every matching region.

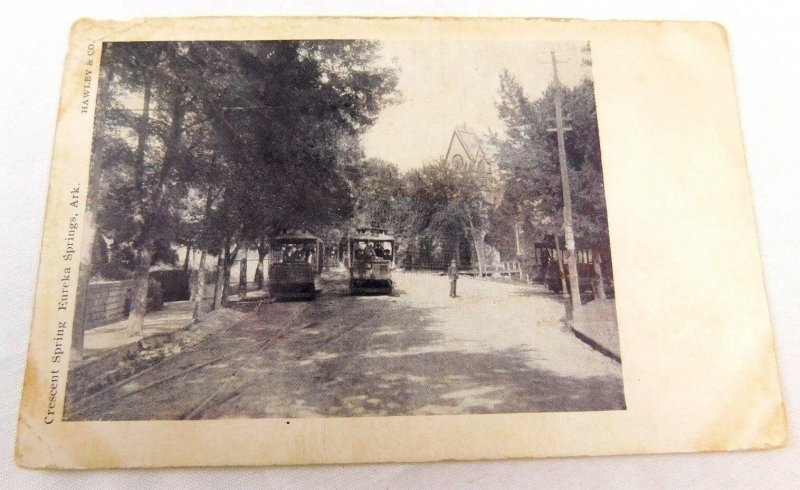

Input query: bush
[109,242,138,270]
[93,261,134,281]
[93,242,136,280]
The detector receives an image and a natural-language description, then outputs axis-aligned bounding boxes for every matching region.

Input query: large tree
[90,40,399,331]
[348,158,407,229]
[185,41,400,304]
[95,42,200,335]
[399,157,489,271]
[489,70,609,253]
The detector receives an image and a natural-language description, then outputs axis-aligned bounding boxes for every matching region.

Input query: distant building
[444,126,503,207]
[442,126,504,271]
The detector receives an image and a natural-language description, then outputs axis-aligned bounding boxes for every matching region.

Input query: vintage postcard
[16,17,786,468]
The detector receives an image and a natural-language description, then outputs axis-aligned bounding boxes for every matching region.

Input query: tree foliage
[89,40,399,329]
[94,40,399,259]
[489,69,609,249]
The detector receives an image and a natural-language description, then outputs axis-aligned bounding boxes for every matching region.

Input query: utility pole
[547,50,581,313]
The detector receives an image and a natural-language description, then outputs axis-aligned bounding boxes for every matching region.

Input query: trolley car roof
[348,227,395,241]
[536,234,610,251]
[270,229,321,243]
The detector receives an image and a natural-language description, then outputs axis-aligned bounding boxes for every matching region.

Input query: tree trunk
[238,246,248,298]
[72,47,116,360]
[213,245,226,310]
[130,86,185,332]
[194,185,214,314]
[151,92,186,216]
[126,243,152,336]
[222,261,232,307]
[125,70,153,338]
[554,235,568,294]
[255,237,268,290]
[132,71,152,226]
[72,206,96,361]
[127,86,185,334]
[192,248,207,321]
[455,236,461,268]
[592,249,607,300]
[221,239,239,308]
[183,245,191,272]
[254,261,264,290]
[479,229,487,275]
[465,208,485,277]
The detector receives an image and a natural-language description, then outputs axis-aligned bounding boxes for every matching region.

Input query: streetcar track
[317,300,388,350]
[71,301,312,420]
[67,333,244,414]
[320,301,391,413]
[206,296,390,418]
[68,336,274,418]
[180,303,313,420]
[65,306,273,416]
[71,290,392,420]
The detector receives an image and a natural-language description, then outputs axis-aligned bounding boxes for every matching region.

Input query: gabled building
[442,126,505,272]
[444,126,503,207]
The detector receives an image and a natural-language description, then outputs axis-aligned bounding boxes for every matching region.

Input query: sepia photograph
[62,38,624,421]
[15,17,786,470]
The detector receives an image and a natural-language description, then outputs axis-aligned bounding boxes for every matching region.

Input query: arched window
[452,154,464,170]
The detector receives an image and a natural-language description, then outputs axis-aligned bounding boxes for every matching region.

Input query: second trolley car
[268,230,323,300]
[342,227,395,295]
[532,235,614,298]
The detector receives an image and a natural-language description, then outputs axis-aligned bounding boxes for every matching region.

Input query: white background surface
[2,1,798,488]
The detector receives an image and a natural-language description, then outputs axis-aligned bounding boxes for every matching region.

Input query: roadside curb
[70,319,195,372]
[568,299,622,363]
[571,326,621,363]
[64,307,256,417]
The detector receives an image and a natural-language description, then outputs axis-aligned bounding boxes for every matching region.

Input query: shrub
[93,262,134,281]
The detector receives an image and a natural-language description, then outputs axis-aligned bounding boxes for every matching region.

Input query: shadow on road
[510,287,562,300]
[203,286,626,419]
[66,271,625,421]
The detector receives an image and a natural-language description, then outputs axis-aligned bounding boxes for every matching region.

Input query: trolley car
[533,235,614,298]
[342,227,395,295]
[268,230,323,300]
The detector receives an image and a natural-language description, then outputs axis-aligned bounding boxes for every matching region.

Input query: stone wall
[81,277,224,330]
[83,280,133,329]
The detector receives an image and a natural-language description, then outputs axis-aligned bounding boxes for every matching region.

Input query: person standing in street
[447,259,459,298]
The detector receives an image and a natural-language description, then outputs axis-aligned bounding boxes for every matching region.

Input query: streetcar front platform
[349,278,393,295]
[269,282,317,301]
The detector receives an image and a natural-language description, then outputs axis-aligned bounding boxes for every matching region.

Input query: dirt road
[67,270,624,420]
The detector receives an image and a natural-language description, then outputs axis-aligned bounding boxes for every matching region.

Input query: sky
[361,40,591,172]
